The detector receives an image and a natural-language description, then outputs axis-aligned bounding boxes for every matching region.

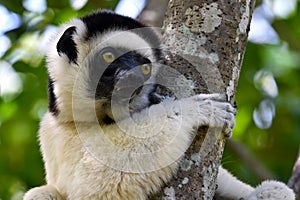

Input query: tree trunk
[149,0,256,199]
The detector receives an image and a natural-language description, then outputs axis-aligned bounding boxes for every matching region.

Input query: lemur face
[88,47,152,100]
[46,11,163,123]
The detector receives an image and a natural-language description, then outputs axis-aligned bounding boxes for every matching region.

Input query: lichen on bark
[149,0,256,199]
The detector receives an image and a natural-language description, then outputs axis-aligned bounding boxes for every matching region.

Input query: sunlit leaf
[254,70,278,98]
[0,61,23,101]
[70,0,88,10]
[253,99,275,129]
[23,0,47,13]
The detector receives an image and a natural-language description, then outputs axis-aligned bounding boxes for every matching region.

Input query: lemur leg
[216,166,254,199]
[23,185,64,200]
[216,167,296,200]
[246,180,295,200]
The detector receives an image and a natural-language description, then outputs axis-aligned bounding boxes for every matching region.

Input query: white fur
[90,30,157,63]
[216,168,295,200]
[24,13,295,200]
[247,180,295,200]
[25,94,235,200]
[216,166,254,199]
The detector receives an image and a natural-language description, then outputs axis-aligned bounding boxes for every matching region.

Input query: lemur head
[47,10,163,123]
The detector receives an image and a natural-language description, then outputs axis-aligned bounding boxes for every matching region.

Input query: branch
[227,140,275,180]
[149,0,256,199]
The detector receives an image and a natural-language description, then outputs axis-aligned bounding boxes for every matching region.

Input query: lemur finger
[212,101,236,114]
[202,101,235,138]
[224,113,235,138]
[225,103,237,115]
[222,121,233,138]
[201,100,236,115]
[194,93,227,102]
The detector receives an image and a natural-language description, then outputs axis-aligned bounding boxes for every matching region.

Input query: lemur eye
[102,52,116,63]
[141,64,151,75]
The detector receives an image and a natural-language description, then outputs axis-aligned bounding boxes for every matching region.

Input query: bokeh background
[0,0,299,199]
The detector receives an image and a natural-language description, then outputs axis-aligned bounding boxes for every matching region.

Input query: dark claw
[223,121,233,138]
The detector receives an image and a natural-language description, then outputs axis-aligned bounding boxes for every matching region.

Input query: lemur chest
[45,122,175,199]
[56,142,174,200]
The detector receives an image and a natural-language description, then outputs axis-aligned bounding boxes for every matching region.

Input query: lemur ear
[56,26,78,63]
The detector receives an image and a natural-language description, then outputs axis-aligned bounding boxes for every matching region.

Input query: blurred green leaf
[0,0,24,14]
[0,102,18,121]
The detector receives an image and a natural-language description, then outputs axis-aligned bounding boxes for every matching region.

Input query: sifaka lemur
[24,10,295,200]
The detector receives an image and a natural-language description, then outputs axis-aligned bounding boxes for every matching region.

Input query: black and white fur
[24,10,295,200]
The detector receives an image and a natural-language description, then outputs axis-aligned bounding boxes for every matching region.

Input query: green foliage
[0,0,299,199]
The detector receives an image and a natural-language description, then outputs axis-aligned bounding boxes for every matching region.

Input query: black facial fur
[57,26,78,63]
[88,47,151,100]
[48,76,59,116]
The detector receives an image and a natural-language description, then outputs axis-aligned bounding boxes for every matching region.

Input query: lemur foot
[246,180,295,200]
[23,185,64,200]
[192,93,236,138]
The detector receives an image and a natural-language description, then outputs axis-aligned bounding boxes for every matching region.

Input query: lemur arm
[216,166,254,199]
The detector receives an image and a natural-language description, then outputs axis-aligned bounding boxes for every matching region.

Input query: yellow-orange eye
[102,52,115,63]
[141,64,151,75]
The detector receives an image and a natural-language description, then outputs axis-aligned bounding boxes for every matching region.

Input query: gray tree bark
[148,0,256,199]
